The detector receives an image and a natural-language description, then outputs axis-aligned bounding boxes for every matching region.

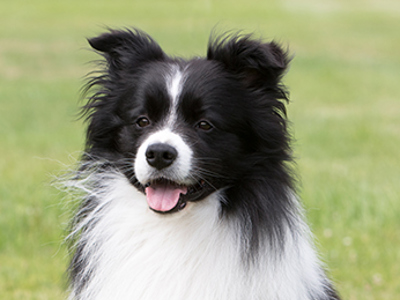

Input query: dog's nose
[146,143,178,170]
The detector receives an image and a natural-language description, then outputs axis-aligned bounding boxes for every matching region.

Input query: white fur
[166,66,185,127]
[68,171,331,300]
[134,129,193,185]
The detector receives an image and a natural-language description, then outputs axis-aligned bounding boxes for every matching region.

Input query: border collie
[66,28,341,300]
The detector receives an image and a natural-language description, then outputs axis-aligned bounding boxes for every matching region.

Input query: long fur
[65,28,341,300]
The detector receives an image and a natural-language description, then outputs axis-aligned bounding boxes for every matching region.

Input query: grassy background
[1,0,399,299]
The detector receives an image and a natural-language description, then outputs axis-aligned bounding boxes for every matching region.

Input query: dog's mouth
[135,178,213,214]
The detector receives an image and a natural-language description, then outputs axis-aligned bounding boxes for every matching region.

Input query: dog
[66,28,341,300]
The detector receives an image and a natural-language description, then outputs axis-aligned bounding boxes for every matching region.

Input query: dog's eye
[136,117,150,128]
[197,120,213,131]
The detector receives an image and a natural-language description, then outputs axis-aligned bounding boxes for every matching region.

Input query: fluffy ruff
[66,28,341,300]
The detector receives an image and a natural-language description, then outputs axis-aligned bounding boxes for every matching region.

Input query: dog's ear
[207,33,290,89]
[88,29,166,72]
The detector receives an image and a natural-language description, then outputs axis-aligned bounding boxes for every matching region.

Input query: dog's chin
[133,177,216,214]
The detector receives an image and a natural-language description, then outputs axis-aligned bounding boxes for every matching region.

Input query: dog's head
[82,29,291,214]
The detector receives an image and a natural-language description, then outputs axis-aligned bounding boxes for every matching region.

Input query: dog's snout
[146,143,178,170]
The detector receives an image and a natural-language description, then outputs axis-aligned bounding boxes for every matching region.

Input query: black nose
[146,143,178,170]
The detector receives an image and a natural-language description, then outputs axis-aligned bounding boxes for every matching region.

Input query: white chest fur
[69,174,328,300]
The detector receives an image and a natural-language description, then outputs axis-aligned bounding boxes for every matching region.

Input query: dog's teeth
[178,202,187,210]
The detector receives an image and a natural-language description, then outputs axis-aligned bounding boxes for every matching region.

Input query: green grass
[1,0,399,299]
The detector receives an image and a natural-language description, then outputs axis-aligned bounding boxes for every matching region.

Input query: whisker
[191,166,228,180]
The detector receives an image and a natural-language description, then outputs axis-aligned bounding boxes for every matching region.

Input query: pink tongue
[145,183,188,212]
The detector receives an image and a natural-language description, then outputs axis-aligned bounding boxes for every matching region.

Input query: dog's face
[83,29,290,214]
[110,60,252,213]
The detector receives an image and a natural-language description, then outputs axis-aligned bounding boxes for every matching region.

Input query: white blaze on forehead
[168,67,184,103]
[166,65,185,127]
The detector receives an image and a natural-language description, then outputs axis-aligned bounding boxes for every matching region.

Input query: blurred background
[1,0,399,299]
